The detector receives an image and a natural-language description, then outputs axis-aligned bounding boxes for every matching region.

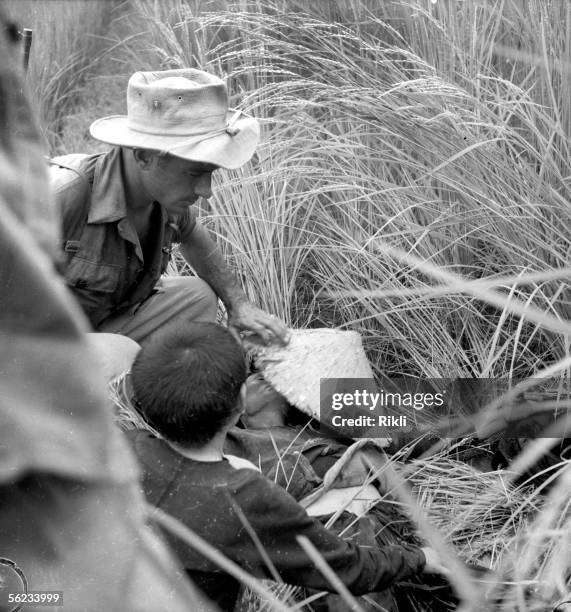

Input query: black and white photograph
[0,1,569,610]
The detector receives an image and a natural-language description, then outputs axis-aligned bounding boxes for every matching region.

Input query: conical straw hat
[253,328,374,420]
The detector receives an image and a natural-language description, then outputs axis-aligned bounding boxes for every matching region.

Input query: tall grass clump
[381,0,571,183]
[125,0,571,382]
[5,0,126,153]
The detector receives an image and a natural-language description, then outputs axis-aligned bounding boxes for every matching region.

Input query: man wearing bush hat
[52,68,289,347]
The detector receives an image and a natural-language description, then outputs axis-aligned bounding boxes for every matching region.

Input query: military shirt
[51,147,197,327]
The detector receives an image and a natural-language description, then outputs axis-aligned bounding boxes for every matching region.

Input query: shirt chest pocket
[64,257,121,293]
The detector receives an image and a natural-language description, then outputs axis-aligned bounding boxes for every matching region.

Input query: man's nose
[194,173,213,199]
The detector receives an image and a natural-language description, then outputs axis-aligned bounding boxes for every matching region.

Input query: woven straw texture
[253,328,373,419]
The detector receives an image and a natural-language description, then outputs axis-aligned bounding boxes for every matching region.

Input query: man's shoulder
[49,152,102,196]
[125,430,261,486]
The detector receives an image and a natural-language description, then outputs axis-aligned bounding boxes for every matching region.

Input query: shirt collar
[87,147,129,224]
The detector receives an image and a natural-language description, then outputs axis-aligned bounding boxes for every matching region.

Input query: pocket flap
[64,257,121,293]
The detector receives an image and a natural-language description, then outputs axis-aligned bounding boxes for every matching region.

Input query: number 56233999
[7,591,63,606]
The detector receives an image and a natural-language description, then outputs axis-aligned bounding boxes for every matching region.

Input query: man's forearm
[179,220,290,345]
[179,223,247,314]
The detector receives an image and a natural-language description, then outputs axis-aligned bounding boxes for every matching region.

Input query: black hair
[131,322,247,445]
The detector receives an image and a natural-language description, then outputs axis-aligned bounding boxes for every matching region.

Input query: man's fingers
[227,325,243,346]
[234,324,272,346]
[255,326,272,345]
[228,306,290,346]
[262,315,290,345]
[242,335,269,348]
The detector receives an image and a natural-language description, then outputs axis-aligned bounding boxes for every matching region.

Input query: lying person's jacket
[127,430,426,611]
[224,425,346,500]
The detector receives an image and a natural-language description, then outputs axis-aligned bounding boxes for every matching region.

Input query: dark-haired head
[131,322,247,446]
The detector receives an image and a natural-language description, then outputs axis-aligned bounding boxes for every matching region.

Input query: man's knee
[161,276,218,321]
[96,277,219,345]
[87,333,141,381]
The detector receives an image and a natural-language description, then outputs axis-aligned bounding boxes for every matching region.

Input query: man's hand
[227,301,290,346]
[420,547,451,578]
[180,224,290,347]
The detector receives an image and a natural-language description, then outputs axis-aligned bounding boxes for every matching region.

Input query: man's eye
[187,167,216,176]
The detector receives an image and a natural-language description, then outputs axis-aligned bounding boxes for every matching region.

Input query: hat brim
[89,111,259,170]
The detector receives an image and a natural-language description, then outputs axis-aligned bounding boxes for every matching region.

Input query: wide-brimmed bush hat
[252,328,374,420]
[90,68,260,169]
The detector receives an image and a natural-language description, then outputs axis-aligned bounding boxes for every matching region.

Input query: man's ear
[226,387,246,429]
[237,384,247,415]
[132,148,155,169]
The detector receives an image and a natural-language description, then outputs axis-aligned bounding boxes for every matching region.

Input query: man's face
[139,153,218,214]
[242,373,289,428]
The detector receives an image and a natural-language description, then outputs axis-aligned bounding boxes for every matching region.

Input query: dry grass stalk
[107,371,162,437]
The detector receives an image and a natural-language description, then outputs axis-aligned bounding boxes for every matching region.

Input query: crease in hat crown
[89,68,260,169]
[127,69,229,136]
